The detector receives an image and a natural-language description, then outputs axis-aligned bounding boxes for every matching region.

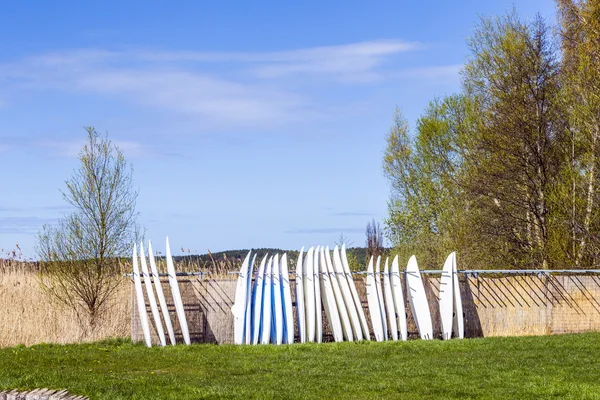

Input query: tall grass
[0,246,247,347]
[0,269,130,347]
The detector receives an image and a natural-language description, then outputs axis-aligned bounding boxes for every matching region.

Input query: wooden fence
[131,274,600,344]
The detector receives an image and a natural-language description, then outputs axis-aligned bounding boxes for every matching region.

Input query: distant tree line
[384,0,600,270]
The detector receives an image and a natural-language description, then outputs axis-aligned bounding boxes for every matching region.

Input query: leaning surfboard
[375,256,388,340]
[341,245,370,340]
[406,255,433,340]
[166,237,191,345]
[280,253,294,344]
[314,246,323,343]
[139,241,167,346]
[132,243,152,347]
[295,248,306,343]
[332,246,361,340]
[366,256,385,342]
[252,254,268,345]
[148,240,176,345]
[325,247,353,341]
[390,255,407,341]
[244,254,257,344]
[261,256,273,345]
[439,252,454,340]
[232,251,252,345]
[320,247,343,342]
[272,254,283,345]
[383,258,398,341]
[304,247,316,342]
[451,252,464,339]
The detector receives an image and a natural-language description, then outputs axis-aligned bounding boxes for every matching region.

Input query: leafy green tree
[383,97,476,268]
[462,13,565,269]
[555,0,600,267]
[37,127,140,330]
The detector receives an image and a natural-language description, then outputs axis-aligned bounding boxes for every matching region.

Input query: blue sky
[0,1,556,258]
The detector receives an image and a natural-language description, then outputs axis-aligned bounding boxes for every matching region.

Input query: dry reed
[0,270,130,347]
[0,247,243,347]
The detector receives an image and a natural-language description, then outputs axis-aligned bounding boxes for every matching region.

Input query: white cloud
[75,69,307,129]
[0,40,447,132]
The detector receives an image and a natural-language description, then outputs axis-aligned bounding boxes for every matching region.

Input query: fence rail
[124,269,600,277]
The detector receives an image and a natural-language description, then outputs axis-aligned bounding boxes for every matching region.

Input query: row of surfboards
[132,237,191,347]
[232,245,464,344]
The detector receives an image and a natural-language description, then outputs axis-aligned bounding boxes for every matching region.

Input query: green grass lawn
[1,333,599,399]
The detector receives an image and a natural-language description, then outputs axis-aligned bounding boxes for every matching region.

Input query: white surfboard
[451,252,464,339]
[132,244,152,347]
[406,255,433,340]
[390,255,407,341]
[244,254,257,344]
[139,242,167,346]
[272,254,283,345]
[383,258,398,341]
[148,240,176,345]
[314,246,322,343]
[166,237,190,345]
[341,245,370,340]
[252,254,268,345]
[333,246,362,340]
[281,253,294,344]
[327,246,355,341]
[320,247,343,342]
[295,248,306,343]
[366,256,385,342]
[375,256,388,340]
[304,247,316,342]
[261,256,273,344]
[232,251,252,345]
[440,253,454,340]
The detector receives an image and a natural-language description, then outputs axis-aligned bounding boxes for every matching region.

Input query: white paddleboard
[281,253,294,344]
[261,256,273,344]
[166,237,190,345]
[232,251,252,345]
[314,246,322,343]
[139,241,167,346]
[375,256,388,340]
[406,255,433,340]
[440,253,454,340]
[341,245,370,340]
[320,247,343,342]
[326,246,354,341]
[244,254,257,344]
[451,252,464,339]
[132,244,152,347]
[252,254,268,345]
[390,255,407,341]
[366,256,385,342]
[383,258,398,341]
[272,254,283,345]
[333,246,362,340]
[295,248,306,343]
[148,240,176,345]
[304,247,315,342]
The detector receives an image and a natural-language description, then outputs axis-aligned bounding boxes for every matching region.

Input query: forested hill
[172,247,373,270]
[176,247,369,262]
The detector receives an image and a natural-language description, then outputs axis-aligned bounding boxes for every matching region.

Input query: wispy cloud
[0,40,421,132]
[286,227,364,234]
[0,216,57,234]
